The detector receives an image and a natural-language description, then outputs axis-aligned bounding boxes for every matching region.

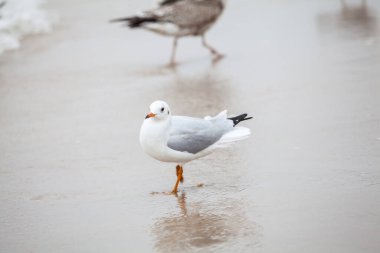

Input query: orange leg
[172,165,184,193]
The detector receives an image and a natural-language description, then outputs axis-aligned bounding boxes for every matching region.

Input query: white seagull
[110,0,225,65]
[139,100,252,193]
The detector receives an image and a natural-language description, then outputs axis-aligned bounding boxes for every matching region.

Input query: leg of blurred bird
[201,35,223,58]
[169,37,178,66]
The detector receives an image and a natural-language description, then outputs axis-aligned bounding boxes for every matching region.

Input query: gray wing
[167,116,228,154]
[149,0,224,29]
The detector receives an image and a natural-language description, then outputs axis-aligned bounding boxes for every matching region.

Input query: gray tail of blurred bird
[228,114,253,127]
[110,16,158,28]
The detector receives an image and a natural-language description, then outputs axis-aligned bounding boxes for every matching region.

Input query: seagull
[139,100,252,193]
[110,0,225,65]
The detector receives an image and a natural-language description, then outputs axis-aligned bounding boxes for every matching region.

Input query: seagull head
[145,100,171,121]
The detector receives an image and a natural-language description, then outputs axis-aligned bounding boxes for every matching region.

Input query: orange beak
[145,112,156,119]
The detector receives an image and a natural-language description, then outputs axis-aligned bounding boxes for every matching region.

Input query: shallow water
[0,0,379,252]
[0,0,56,55]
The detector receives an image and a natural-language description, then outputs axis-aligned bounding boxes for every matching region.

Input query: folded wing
[167,115,230,154]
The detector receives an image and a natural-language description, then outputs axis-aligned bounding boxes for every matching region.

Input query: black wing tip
[109,16,157,28]
[228,113,253,127]
[109,17,132,23]
[109,18,124,23]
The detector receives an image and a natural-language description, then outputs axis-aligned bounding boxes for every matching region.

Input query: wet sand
[1,0,380,252]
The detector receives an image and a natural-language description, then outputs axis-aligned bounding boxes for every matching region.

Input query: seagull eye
[161,107,164,112]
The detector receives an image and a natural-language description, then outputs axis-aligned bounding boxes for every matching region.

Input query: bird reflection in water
[166,68,232,118]
[317,0,378,39]
[152,192,257,252]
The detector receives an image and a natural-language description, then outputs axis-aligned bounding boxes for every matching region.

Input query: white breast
[139,119,167,160]
[139,118,196,163]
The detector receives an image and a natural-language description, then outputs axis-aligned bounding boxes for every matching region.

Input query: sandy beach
[0,0,380,252]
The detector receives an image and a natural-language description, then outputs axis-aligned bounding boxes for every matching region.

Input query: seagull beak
[145,112,156,119]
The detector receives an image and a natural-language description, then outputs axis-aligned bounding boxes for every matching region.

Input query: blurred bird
[140,100,252,193]
[110,0,225,66]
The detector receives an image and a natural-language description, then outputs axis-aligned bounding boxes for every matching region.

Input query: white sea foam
[0,0,57,55]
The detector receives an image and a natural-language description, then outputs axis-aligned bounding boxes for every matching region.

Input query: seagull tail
[218,127,251,146]
[215,113,252,147]
[228,113,253,127]
[109,16,158,28]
